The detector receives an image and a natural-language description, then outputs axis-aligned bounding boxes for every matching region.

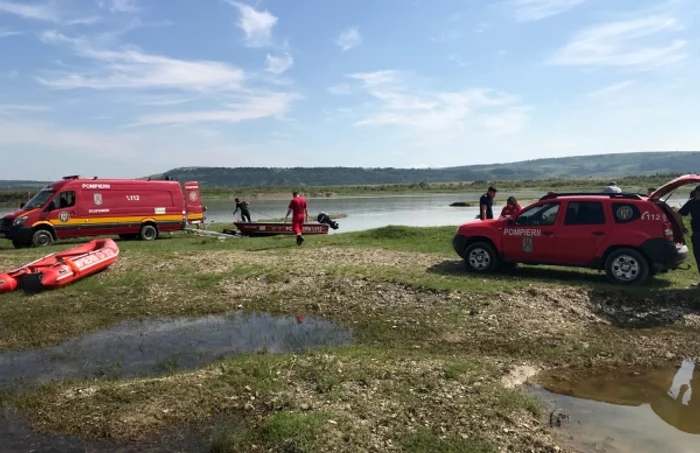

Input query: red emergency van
[1,176,204,248]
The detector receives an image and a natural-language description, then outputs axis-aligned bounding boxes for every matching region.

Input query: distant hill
[153,152,699,187]
[0,180,50,190]
[0,152,697,189]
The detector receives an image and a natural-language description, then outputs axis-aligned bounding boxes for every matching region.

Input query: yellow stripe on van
[44,214,184,227]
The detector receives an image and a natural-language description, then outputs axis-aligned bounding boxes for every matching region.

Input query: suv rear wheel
[464,241,499,273]
[605,248,649,285]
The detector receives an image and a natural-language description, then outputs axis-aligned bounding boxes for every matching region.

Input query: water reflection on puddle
[0,312,352,386]
[529,361,699,453]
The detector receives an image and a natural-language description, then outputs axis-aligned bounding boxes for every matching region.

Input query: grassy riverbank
[0,226,698,452]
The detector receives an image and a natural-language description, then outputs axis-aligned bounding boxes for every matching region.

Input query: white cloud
[228,1,278,47]
[551,14,687,69]
[0,104,51,115]
[0,27,21,38]
[346,70,529,134]
[131,92,301,126]
[327,84,351,95]
[512,0,587,22]
[586,80,635,98]
[37,31,245,93]
[98,0,140,13]
[0,0,58,21]
[265,53,293,75]
[336,27,361,51]
[67,16,103,25]
[448,54,469,67]
[474,22,489,33]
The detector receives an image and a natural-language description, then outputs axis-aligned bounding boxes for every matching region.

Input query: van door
[47,189,81,238]
[184,181,204,225]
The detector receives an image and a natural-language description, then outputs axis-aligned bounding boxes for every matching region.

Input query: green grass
[0,224,699,452]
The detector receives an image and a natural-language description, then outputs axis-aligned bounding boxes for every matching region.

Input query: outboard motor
[317,212,339,230]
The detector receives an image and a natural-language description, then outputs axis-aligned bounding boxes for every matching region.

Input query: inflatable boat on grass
[0,238,119,293]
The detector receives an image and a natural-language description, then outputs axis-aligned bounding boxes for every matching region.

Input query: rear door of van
[183,181,204,225]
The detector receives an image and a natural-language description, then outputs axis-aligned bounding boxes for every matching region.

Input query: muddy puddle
[0,312,352,387]
[0,312,351,452]
[529,360,699,453]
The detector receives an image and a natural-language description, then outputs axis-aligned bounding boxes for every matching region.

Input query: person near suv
[479,186,497,220]
[678,186,700,282]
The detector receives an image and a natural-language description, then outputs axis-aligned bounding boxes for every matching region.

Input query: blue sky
[0,0,698,179]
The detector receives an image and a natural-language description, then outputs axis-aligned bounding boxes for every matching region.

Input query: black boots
[296,235,304,246]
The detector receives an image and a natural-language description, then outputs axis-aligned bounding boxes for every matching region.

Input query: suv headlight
[13,216,27,226]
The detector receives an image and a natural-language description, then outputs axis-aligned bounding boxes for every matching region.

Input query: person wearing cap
[602,181,622,193]
[479,186,497,220]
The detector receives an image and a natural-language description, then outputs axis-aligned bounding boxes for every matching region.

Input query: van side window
[564,202,606,225]
[57,191,76,209]
[611,203,641,224]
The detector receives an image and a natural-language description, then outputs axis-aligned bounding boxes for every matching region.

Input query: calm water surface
[531,361,699,453]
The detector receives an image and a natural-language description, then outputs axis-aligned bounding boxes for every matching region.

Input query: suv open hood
[649,174,700,201]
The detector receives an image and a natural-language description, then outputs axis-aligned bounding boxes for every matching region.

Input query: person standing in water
[678,186,700,286]
[285,191,308,246]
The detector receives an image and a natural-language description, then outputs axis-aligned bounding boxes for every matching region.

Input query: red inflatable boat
[0,238,119,293]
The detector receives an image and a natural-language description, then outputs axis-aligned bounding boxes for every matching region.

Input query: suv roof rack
[539,192,643,201]
[62,175,81,180]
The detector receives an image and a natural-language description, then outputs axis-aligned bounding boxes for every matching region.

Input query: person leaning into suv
[500,196,522,219]
[479,186,497,220]
[678,186,700,282]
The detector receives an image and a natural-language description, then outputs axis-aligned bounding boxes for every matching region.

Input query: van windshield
[23,189,54,209]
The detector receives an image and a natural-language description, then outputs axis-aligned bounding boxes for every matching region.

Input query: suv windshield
[515,202,560,226]
[23,189,54,210]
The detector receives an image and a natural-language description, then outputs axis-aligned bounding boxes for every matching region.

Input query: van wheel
[32,229,54,248]
[605,248,649,285]
[464,241,499,273]
[139,224,158,241]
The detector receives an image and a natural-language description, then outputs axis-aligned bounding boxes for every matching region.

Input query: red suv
[452,175,698,285]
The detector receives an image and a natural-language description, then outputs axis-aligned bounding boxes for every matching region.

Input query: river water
[0,193,691,234]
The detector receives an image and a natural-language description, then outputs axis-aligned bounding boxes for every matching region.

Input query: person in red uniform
[285,191,309,246]
[500,196,522,219]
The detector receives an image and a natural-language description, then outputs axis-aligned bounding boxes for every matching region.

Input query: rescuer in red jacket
[285,192,309,246]
[500,196,522,219]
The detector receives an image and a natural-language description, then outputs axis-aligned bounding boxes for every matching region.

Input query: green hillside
[154,151,699,187]
[0,152,697,193]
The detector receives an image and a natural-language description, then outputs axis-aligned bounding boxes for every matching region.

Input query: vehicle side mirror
[19,202,25,209]
[507,218,514,226]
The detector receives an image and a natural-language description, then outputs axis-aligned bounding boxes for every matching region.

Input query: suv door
[555,200,611,264]
[502,202,560,263]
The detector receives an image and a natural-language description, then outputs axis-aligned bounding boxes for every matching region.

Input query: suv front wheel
[464,241,499,273]
[604,248,649,285]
